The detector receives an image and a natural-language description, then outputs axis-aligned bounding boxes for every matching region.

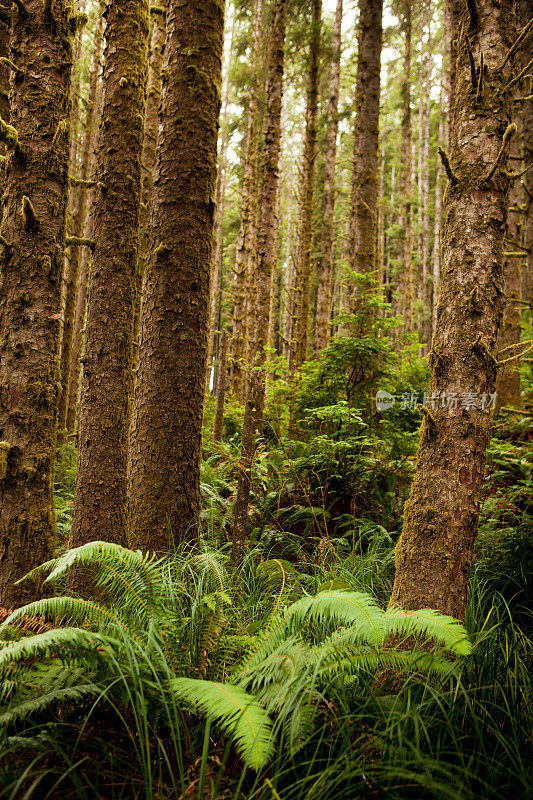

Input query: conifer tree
[70,0,149,569]
[0,0,73,605]
[390,0,523,620]
[129,0,224,552]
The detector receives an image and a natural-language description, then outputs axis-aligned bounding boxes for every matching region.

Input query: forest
[0,0,531,796]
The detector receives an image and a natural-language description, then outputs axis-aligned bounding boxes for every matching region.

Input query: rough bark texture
[291,0,321,370]
[230,0,263,399]
[495,132,522,411]
[390,1,515,620]
[0,0,73,606]
[129,0,224,552]
[349,0,383,284]
[315,0,342,354]
[70,0,149,566]
[213,328,228,442]
[65,76,103,436]
[133,3,166,369]
[398,0,413,331]
[518,0,532,315]
[57,17,103,446]
[0,1,10,126]
[231,0,287,563]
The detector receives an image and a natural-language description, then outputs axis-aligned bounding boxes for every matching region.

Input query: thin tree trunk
[422,15,432,346]
[399,0,413,332]
[65,85,102,436]
[129,0,224,552]
[232,0,287,563]
[57,18,103,447]
[213,329,228,442]
[518,0,532,316]
[291,0,321,370]
[133,3,166,370]
[70,0,149,571]
[315,0,342,355]
[390,1,516,620]
[0,0,73,606]
[349,0,383,289]
[230,0,263,399]
[432,109,445,338]
[0,1,10,126]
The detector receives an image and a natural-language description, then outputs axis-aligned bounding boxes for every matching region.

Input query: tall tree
[315,0,343,354]
[57,16,104,446]
[231,0,288,562]
[230,0,264,399]
[390,0,519,620]
[290,0,322,370]
[398,0,414,332]
[129,0,224,552]
[349,0,383,287]
[0,0,73,605]
[69,0,149,565]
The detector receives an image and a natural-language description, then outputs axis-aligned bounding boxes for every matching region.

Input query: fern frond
[0,684,101,728]
[382,608,472,656]
[288,590,384,644]
[0,628,105,667]
[320,646,456,682]
[170,678,273,770]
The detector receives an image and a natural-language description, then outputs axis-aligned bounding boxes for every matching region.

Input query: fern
[382,607,473,656]
[288,590,384,645]
[170,678,273,770]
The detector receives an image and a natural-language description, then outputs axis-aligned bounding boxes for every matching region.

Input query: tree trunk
[349,0,383,285]
[398,0,413,332]
[231,0,287,563]
[230,0,263,400]
[57,17,104,447]
[390,1,516,620]
[291,0,321,370]
[70,0,149,569]
[213,329,228,442]
[133,3,166,370]
[65,104,102,436]
[518,0,532,317]
[432,108,445,338]
[129,0,224,552]
[315,0,342,355]
[0,0,73,606]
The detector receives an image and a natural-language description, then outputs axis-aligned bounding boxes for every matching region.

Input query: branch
[499,17,533,72]
[505,56,533,92]
[68,176,97,188]
[0,57,24,78]
[485,123,517,181]
[438,147,458,185]
[0,116,21,155]
[0,233,10,249]
[513,94,533,103]
[65,236,95,250]
[466,37,477,90]
[505,161,533,181]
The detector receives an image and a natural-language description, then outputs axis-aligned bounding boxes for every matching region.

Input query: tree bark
[230,0,263,400]
[129,0,224,552]
[57,17,104,447]
[133,3,166,371]
[315,0,342,354]
[291,0,321,370]
[231,0,287,563]
[349,0,383,286]
[398,0,413,332]
[213,329,228,442]
[0,0,73,606]
[390,1,516,620]
[70,0,149,568]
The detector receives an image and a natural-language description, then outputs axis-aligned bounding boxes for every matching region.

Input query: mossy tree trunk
[0,0,73,606]
[57,16,103,447]
[230,0,263,400]
[231,0,287,563]
[398,0,413,333]
[315,0,342,355]
[133,2,166,371]
[69,0,149,570]
[291,0,321,371]
[129,0,224,552]
[65,72,103,436]
[349,0,383,287]
[390,0,518,620]
[518,0,532,317]
[213,328,228,443]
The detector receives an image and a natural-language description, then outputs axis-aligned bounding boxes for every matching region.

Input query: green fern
[170,678,273,770]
